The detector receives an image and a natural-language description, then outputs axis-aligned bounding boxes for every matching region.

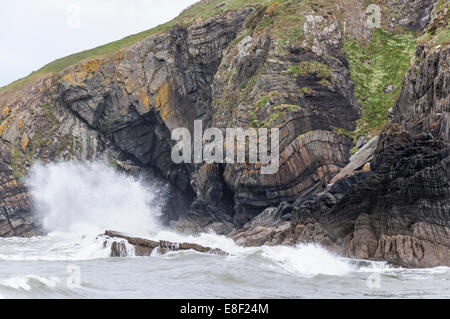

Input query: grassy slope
[0,0,270,96]
[342,0,448,142]
[2,0,444,143]
[343,29,416,140]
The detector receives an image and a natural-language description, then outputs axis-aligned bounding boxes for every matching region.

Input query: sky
[0,0,198,87]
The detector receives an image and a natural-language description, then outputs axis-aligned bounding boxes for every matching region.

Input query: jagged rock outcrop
[0,8,254,232]
[231,203,292,247]
[0,164,41,237]
[196,0,449,269]
[1,3,364,235]
[390,0,437,31]
[233,34,449,268]
[0,0,447,269]
[337,0,436,43]
[179,11,361,230]
[329,136,378,184]
[101,230,227,257]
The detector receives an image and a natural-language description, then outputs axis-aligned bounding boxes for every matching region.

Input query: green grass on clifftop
[343,29,416,139]
[0,0,270,96]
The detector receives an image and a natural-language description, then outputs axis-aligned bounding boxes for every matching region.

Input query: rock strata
[0,0,447,268]
[232,38,450,268]
[102,230,227,257]
[0,163,41,237]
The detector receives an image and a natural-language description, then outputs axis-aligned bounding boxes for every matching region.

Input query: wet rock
[243,203,292,229]
[374,234,449,268]
[231,203,292,247]
[110,241,128,257]
[174,199,235,235]
[103,230,228,257]
[105,230,161,256]
[233,225,290,247]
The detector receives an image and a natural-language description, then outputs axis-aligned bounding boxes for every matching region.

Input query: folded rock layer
[0,0,447,268]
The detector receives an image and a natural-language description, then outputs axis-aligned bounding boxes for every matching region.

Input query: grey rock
[216,2,226,9]
[384,85,396,93]
[231,202,293,247]
[288,45,450,268]
[0,0,446,270]
[0,163,42,238]
[103,230,228,256]
[355,136,367,148]
[330,136,378,184]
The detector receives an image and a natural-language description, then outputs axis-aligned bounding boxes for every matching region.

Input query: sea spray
[13,160,417,281]
[27,160,166,237]
[0,157,448,298]
[261,245,354,277]
[23,160,360,276]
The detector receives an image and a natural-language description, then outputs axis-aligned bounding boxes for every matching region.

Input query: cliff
[232,1,450,268]
[0,0,448,267]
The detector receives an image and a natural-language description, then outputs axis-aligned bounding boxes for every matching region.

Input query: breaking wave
[0,275,60,291]
[261,245,354,277]
[6,160,372,276]
[27,160,166,237]
[0,160,441,283]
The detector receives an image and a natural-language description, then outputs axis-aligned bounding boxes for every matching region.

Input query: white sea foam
[146,230,359,277]
[0,232,112,261]
[261,244,355,277]
[151,230,249,255]
[27,160,166,237]
[4,160,444,280]
[1,161,373,276]
[0,275,60,291]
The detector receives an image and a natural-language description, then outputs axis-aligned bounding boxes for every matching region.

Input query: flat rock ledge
[102,230,227,257]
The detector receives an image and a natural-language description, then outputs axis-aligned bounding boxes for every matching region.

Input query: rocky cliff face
[0,164,40,237]
[231,4,449,268]
[0,8,253,229]
[291,42,449,268]
[0,0,447,267]
[177,7,362,231]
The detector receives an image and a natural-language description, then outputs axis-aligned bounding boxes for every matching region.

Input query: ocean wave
[260,244,356,277]
[0,233,112,261]
[358,262,450,279]
[0,275,60,292]
[27,160,166,237]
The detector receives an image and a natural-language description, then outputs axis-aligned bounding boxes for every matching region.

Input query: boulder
[231,203,292,247]
[103,230,228,257]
